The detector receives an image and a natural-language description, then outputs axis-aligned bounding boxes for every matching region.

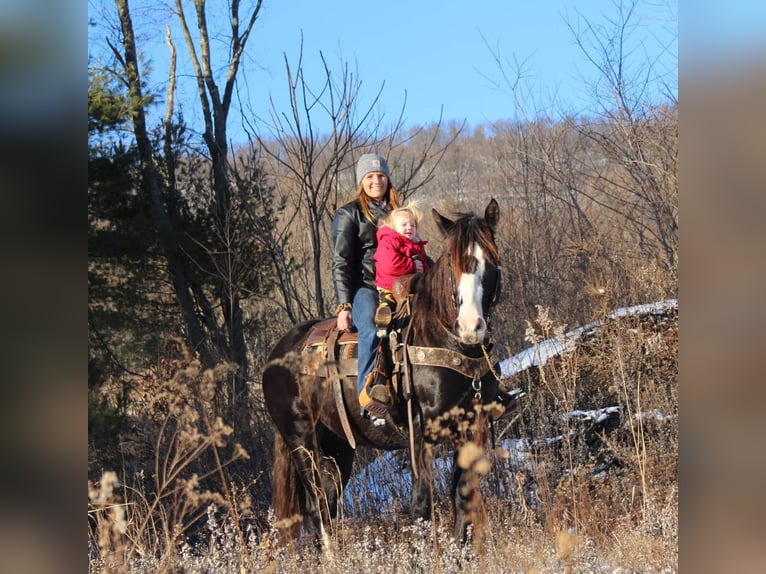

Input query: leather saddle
[299,274,422,379]
[299,318,358,379]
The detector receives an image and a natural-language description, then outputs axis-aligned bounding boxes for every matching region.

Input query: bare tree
[253,43,378,319]
[171,0,264,380]
[109,0,271,427]
[483,0,677,329]
[565,0,678,276]
[112,0,216,368]
[250,40,460,320]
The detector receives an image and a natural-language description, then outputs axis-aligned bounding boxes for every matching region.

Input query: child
[373,204,431,334]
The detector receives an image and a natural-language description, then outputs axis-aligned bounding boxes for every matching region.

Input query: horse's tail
[272,431,304,542]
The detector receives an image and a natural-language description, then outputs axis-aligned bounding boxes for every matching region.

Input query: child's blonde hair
[379,200,424,229]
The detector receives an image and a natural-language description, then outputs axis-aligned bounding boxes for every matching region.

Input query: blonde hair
[379,200,425,230]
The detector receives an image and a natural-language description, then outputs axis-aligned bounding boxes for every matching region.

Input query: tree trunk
[114,0,213,368]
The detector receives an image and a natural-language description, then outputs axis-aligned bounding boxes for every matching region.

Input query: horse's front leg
[410,434,434,521]
[450,410,496,542]
[451,420,490,543]
[450,453,478,542]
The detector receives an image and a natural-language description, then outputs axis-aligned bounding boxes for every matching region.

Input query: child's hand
[413,259,424,273]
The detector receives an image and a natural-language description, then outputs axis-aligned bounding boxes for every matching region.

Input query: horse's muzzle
[457,316,487,344]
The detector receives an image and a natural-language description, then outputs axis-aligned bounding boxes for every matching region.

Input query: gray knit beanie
[356,153,391,186]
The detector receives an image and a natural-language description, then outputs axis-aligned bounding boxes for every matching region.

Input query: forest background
[85,0,683,570]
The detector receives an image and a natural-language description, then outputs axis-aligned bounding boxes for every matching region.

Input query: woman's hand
[337,308,353,331]
[413,258,424,273]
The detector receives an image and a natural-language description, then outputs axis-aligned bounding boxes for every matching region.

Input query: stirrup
[365,398,390,418]
[366,377,392,417]
[360,374,389,408]
[360,367,392,418]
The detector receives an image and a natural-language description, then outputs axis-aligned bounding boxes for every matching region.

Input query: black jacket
[332,198,389,306]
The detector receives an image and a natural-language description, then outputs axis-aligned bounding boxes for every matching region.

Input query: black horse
[262,199,506,549]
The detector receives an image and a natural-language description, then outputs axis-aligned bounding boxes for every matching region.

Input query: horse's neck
[409,274,455,346]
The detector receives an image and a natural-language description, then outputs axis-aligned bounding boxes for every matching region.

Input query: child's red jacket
[374,226,431,290]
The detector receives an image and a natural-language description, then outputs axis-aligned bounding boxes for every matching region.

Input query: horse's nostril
[457,317,487,337]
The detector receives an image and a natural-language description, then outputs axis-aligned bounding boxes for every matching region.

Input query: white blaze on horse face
[456,243,488,344]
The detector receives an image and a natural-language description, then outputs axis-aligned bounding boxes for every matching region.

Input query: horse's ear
[484,198,499,230]
[433,208,454,236]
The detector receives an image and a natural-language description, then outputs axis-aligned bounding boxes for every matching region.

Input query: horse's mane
[410,212,499,340]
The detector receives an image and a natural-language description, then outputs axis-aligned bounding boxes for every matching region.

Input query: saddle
[302,319,358,359]
[299,275,421,409]
[299,318,359,379]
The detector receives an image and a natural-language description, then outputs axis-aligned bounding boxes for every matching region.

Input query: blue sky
[88,1,681,141]
[236,0,677,132]
[83,1,766,143]
[226,0,677,139]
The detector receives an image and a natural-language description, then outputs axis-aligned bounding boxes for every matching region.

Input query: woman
[332,153,401,416]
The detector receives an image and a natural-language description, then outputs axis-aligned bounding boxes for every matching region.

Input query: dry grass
[88,306,677,573]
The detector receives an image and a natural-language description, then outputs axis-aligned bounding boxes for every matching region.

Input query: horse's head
[430,199,501,345]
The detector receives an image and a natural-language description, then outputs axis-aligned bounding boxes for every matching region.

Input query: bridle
[444,242,502,334]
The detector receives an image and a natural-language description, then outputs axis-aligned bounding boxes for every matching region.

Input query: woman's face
[362,172,388,201]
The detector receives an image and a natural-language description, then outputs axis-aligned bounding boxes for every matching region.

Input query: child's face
[393,212,417,240]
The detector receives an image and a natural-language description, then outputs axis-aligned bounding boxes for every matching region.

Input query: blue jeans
[352,287,379,399]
